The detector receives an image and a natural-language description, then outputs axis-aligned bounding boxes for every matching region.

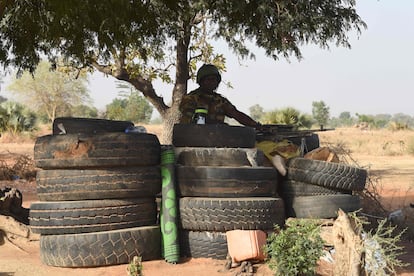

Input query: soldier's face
[200,75,219,91]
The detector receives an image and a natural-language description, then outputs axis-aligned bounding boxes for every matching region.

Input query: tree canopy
[312,100,330,127]
[0,0,366,142]
[7,60,90,122]
[105,82,153,123]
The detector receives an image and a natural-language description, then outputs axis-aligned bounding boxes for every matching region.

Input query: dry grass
[0,124,51,144]
[318,127,414,156]
[142,124,163,139]
[0,153,37,181]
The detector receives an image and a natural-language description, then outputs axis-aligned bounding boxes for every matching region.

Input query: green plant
[346,212,408,275]
[265,219,324,276]
[127,255,143,276]
[312,100,330,127]
[0,101,37,134]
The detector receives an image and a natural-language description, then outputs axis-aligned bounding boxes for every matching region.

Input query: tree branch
[91,59,168,114]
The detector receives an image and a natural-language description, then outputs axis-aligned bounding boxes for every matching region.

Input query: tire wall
[32,126,162,267]
[172,124,285,260]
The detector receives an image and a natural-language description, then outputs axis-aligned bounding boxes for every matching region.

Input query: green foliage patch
[265,219,324,276]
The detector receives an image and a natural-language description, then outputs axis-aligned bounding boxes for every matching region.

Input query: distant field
[318,127,414,157]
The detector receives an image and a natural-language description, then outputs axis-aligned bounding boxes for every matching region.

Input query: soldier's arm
[226,105,261,128]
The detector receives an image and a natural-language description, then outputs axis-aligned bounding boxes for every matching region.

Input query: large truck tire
[180,230,228,260]
[176,166,278,197]
[36,167,161,201]
[172,124,256,148]
[30,198,157,235]
[179,197,285,231]
[40,226,161,267]
[284,194,361,219]
[52,117,134,135]
[287,157,367,191]
[34,132,160,169]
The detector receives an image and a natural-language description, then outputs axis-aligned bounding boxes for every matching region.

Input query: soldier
[179,64,261,128]
[179,64,292,175]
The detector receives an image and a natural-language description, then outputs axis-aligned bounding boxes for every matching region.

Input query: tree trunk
[159,104,181,145]
[158,24,191,144]
[332,209,364,276]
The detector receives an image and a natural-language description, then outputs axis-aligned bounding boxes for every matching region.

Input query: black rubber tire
[180,230,228,260]
[284,194,361,219]
[280,180,351,197]
[286,157,367,191]
[52,117,134,135]
[288,133,320,153]
[40,226,161,267]
[29,198,157,235]
[172,124,256,148]
[179,197,285,231]
[176,166,278,197]
[34,132,160,169]
[175,147,265,167]
[36,167,161,201]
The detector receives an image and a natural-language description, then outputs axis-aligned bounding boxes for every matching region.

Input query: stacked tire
[29,123,163,268]
[281,157,367,219]
[172,124,286,259]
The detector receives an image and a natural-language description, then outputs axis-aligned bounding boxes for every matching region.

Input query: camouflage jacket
[179,88,236,123]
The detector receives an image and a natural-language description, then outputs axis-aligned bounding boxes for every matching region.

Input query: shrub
[265,219,324,276]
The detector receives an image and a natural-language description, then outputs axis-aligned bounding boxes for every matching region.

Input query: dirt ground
[1,139,414,276]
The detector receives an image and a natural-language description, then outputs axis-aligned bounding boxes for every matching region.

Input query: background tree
[0,0,366,143]
[105,82,153,123]
[249,104,265,121]
[261,107,312,129]
[7,61,90,123]
[329,111,356,128]
[338,111,353,126]
[0,101,37,134]
[116,81,153,123]
[312,101,330,127]
[391,113,412,128]
[372,114,392,129]
[105,98,129,121]
[356,113,376,128]
[71,105,98,118]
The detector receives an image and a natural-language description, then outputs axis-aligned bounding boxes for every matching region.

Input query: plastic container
[226,230,267,262]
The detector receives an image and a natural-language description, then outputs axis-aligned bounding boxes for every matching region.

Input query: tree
[105,98,129,121]
[0,101,37,134]
[7,60,90,122]
[114,81,153,123]
[312,101,330,127]
[249,104,265,121]
[356,113,375,128]
[339,111,351,124]
[0,0,366,143]
[392,113,412,128]
[71,104,98,118]
[261,107,312,128]
[105,90,153,123]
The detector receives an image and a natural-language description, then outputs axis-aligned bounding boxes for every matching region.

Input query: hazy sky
[4,1,414,118]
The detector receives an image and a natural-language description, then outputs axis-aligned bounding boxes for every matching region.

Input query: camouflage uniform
[179,88,237,124]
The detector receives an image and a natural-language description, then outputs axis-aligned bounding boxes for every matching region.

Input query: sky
[3,0,414,119]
